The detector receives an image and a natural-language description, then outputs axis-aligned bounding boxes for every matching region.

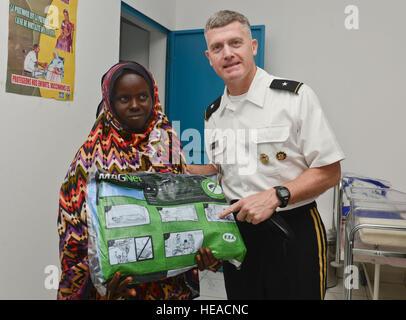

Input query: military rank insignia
[260,153,269,164]
[276,151,287,161]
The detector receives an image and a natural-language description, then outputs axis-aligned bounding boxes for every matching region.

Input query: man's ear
[252,39,258,57]
[205,50,213,66]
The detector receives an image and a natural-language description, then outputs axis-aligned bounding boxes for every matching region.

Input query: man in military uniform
[188,10,345,299]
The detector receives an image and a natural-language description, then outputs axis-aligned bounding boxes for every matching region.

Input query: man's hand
[37,61,48,70]
[217,161,342,225]
[218,189,281,225]
[106,271,137,300]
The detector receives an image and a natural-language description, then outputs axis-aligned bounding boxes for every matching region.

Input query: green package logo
[124,174,143,183]
[222,233,236,243]
[201,179,225,199]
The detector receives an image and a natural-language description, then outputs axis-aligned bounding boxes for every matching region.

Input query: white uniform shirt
[204,67,345,210]
[24,50,37,73]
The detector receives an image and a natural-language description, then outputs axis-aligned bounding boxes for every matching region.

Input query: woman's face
[113,72,153,131]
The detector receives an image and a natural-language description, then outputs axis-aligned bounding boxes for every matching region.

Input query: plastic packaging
[341,173,392,216]
[86,171,246,295]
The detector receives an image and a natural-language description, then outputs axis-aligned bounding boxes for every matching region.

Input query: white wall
[0,0,121,299]
[174,0,406,229]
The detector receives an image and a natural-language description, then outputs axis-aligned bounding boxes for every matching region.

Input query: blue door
[166,26,265,164]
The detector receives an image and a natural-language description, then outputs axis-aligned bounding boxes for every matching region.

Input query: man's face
[34,46,40,53]
[205,21,258,88]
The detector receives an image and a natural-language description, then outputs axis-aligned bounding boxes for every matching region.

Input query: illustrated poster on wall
[6,0,78,101]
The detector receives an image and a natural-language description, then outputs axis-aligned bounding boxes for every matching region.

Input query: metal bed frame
[331,180,344,270]
[331,176,406,300]
[343,207,406,300]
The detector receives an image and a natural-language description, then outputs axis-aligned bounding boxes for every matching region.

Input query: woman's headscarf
[57,62,191,299]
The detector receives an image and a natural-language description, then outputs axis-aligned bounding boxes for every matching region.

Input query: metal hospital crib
[331,173,406,300]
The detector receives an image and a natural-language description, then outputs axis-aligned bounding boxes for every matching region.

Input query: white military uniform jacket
[204,67,345,210]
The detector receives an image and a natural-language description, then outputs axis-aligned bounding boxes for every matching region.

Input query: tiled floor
[195,269,406,300]
[195,269,227,300]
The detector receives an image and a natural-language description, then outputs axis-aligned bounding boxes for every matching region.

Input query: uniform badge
[260,153,269,164]
[276,151,287,161]
[270,79,304,94]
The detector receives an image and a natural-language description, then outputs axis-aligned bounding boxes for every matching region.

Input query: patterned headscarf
[57,62,193,300]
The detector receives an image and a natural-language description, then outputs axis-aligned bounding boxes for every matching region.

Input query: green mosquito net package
[86,171,246,295]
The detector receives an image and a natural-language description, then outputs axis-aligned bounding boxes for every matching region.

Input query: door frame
[121,2,170,35]
[121,2,170,108]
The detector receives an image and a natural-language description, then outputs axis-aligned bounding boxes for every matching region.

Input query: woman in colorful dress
[57,61,218,300]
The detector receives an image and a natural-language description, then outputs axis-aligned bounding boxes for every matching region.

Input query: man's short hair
[33,44,39,49]
[205,10,252,38]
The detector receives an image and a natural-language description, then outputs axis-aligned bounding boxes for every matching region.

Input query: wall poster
[6,0,78,101]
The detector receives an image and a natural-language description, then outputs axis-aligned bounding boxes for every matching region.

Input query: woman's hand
[106,271,137,300]
[196,247,219,271]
